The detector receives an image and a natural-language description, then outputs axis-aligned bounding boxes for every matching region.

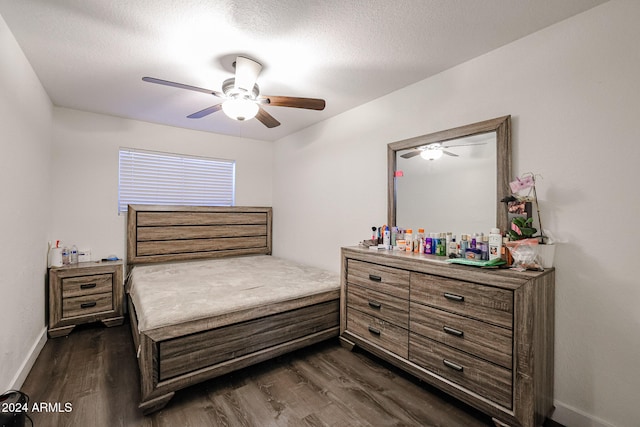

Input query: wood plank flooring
[20,323,530,426]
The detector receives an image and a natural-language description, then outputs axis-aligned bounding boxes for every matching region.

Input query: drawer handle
[444,292,464,302]
[443,359,464,372]
[368,300,382,309]
[368,274,382,282]
[80,302,97,309]
[443,326,464,337]
[80,283,97,289]
[368,326,381,336]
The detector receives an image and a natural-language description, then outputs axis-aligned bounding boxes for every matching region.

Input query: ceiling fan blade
[255,106,280,128]
[187,104,223,119]
[259,96,326,110]
[400,150,422,159]
[442,150,459,157]
[234,56,262,93]
[142,77,224,98]
[440,141,487,148]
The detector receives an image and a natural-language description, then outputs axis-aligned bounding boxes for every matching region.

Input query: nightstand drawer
[410,272,513,329]
[63,293,113,318]
[347,284,408,328]
[347,260,409,299]
[409,332,512,408]
[62,274,113,298]
[347,309,408,358]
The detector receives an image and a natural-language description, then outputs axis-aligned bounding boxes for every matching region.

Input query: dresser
[48,260,124,338]
[340,247,554,427]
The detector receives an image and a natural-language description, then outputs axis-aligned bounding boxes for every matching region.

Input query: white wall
[51,107,273,261]
[273,1,640,426]
[0,14,52,390]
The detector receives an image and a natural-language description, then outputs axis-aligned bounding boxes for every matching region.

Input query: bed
[126,205,340,414]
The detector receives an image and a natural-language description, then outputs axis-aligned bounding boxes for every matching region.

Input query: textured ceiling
[0,0,607,141]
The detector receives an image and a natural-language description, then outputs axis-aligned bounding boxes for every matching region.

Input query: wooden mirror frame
[388,115,512,234]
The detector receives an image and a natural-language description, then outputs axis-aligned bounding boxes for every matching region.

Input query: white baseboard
[552,400,617,427]
[9,327,47,390]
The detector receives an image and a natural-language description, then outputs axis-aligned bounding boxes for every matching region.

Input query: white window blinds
[118,148,235,213]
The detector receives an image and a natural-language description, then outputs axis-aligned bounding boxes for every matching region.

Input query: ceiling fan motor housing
[222,78,260,100]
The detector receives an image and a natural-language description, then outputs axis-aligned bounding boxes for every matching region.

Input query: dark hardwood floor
[19,323,554,426]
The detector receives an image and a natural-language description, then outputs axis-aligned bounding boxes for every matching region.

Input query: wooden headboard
[127,205,272,265]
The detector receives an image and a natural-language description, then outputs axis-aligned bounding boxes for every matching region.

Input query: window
[118,148,235,213]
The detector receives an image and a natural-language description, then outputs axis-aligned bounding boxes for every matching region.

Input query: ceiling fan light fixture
[221,98,259,121]
[421,148,444,160]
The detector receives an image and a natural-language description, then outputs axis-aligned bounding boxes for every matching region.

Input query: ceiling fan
[400,141,486,160]
[142,56,326,128]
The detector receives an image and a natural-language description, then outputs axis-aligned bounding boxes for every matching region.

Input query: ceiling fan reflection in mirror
[142,56,326,128]
[400,140,487,161]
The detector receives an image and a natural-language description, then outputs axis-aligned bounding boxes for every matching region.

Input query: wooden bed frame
[126,205,340,414]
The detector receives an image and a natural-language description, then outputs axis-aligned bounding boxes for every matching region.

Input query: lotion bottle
[489,228,503,261]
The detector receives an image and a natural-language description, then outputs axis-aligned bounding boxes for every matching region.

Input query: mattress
[128,255,339,332]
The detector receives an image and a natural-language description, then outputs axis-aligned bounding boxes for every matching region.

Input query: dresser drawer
[62,274,113,298]
[347,284,408,327]
[347,309,408,358]
[410,302,512,369]
[410,272,513,329]
[347,259,409,299]
[409,332,512,408]
[63,293,113,318]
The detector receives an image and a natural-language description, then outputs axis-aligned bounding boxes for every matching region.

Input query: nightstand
[48,260,124,338]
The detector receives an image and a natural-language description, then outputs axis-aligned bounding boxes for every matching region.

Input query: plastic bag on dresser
[506,238,543,271]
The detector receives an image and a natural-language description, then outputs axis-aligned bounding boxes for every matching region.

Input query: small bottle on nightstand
[71,245,79,264]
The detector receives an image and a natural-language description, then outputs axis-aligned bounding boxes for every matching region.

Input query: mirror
[388,115,511,236]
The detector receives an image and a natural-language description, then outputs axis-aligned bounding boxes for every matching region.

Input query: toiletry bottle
[445,232,452,255]
[425,236,432,254]
[414,229,424,253]
[391,227,397,246]
[460,235,468,257]
[405,229,413,252]
[448,235,458,257]
[470,233,477,249]
[383,226,391,249]
[436,233,445,256]
[489,228,503,261]
[480,236,489,261]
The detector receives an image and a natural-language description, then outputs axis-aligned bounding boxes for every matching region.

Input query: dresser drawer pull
[368,300,382,309]
[443,359,464,372]
[368,274,382,282]
[444,292,464,302]
[80,302,97,309]
[80,283,97,290]
[368,326,381,336]
[443,326,464,337]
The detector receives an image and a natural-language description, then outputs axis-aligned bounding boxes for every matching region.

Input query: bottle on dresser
[414,229,424,254]
[489,228,503,261]
[405,229,413,252]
